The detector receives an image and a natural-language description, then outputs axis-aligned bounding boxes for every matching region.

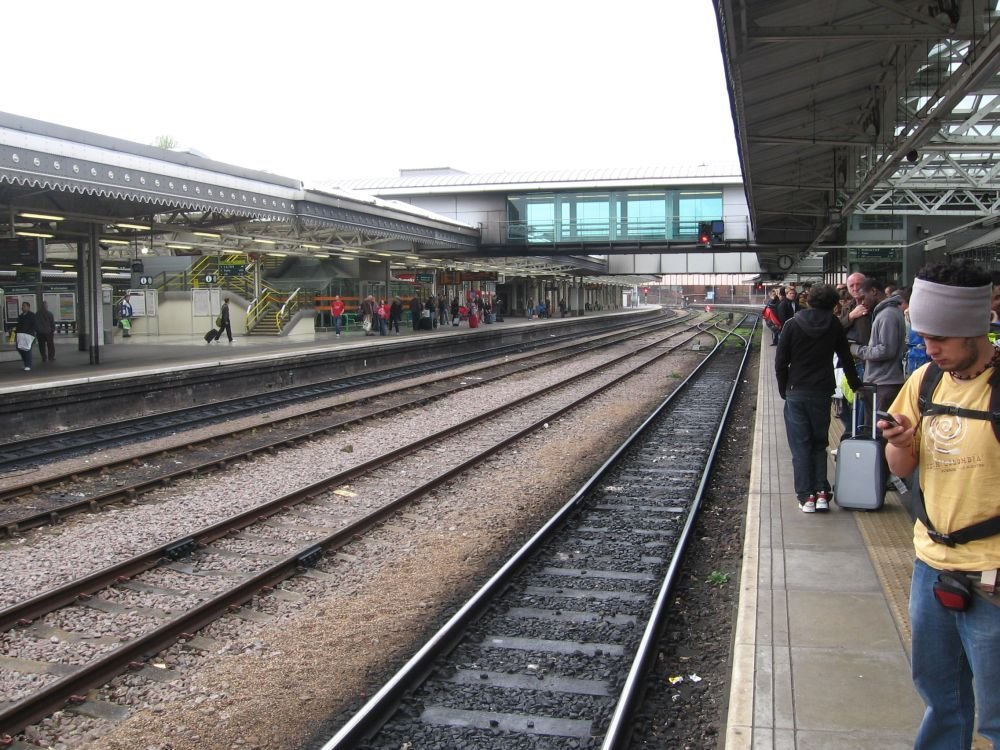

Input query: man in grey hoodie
[851,278,906,414]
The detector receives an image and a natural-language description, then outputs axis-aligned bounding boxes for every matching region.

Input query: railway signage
[204,274,217,284]
[218,259,246,277]
[415,272,435,283]
[850,247,899,261]
[139,276,153,286]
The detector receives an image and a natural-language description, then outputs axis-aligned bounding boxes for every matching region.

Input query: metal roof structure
[0,112,481,271]
[716,0,1000,264]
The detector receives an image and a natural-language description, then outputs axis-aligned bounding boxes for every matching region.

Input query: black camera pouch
[933,571,973,611]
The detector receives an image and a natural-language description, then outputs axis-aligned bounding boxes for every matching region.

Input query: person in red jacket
[330,295,346,337]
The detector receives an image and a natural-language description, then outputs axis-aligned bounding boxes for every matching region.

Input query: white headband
[909,277,992,337]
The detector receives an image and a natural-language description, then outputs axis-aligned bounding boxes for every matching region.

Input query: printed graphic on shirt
[927,404,985,471]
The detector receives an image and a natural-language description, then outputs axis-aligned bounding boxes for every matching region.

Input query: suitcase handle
[852,384,880,440]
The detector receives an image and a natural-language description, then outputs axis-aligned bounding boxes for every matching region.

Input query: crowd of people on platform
[339,292,506,338]
[771,261,1000,749]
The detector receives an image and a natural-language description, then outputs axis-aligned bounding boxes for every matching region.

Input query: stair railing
[276,287,302,332]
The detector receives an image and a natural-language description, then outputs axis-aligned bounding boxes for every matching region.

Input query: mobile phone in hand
[875,410,898,428]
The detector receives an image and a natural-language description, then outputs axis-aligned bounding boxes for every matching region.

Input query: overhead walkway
[727,340,927,748]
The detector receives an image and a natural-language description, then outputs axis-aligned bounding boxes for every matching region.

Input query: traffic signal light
[697,222,712,247]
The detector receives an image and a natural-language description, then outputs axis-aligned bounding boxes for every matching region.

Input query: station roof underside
[717,0,1000,265]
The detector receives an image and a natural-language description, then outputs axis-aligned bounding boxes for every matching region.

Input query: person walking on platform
[409,295,422,331]
[437,297,447,327]
[36,300,56,362]
[330,295,346,338]
[775,284,861,513]
[15,301,37,372]
[376,299,389,336]
[360,295,377,336]
[881,261,1000,750]
[389,297,402,335]
[119,293,133,338]
[217,297,233,343]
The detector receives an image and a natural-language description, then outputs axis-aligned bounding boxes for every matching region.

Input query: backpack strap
[915,362,1000,545]
[918,361,1000,442]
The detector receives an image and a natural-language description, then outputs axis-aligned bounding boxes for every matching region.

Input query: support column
[86,224,102,364]
[76,240,88,351]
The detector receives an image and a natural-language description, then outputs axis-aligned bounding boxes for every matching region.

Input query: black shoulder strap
[918,361,1000,442]
[915,362,1000,545]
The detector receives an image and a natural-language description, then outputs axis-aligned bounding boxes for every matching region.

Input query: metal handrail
[275,287,301,331]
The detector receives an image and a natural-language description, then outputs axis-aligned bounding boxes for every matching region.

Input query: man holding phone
[882,261,1000,749]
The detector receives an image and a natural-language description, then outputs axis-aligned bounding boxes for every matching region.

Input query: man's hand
[849,304,869,320]
[880,413,913,446]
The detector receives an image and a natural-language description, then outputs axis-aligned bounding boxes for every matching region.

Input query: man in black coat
[775,284,861,513]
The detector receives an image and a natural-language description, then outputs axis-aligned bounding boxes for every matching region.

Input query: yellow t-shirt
[891,364,1000,570]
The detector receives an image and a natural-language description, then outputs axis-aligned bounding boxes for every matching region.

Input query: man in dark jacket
[777,286,799,327]
[776,284,861,513]
[36,300,56,361]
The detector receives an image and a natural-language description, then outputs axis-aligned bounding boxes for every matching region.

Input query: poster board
[192,289,221,318]
[43,292,77,322]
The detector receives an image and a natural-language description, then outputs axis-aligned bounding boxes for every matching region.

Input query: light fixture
[166,243,193,250]
[315,253,330,258]
[16,230,54,238]
[406,255,420,261]
[254,238,276,245]
[375,252,393,257]
[19,212,64,221]
[140,246,150,255]
[115,222,151,231]
[301,243,321,250]
[100,238,130,245]
[367,259,382,263]
[269,252,287,257]
[53,263,75,268]
[339,248,359,254]
[194,231,222,239]
[338,255,355,260]
[100,266,121,270]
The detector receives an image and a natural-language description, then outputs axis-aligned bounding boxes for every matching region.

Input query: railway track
[318,319,755,749]
[0,313,678,472]
[0,314,709,536]
[0,315,744,743]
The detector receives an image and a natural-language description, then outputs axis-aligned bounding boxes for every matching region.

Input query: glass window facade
[506,189,722,244]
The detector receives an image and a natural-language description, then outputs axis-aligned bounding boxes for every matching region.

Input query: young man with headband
[881,261,1000,749]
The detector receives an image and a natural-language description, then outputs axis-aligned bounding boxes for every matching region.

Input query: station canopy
[717,0,1000,267]
[0,113,611,282]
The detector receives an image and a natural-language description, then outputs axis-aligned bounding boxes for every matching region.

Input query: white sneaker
[800,497,816,513]
[23,367,31,371]
[815,491,830,512]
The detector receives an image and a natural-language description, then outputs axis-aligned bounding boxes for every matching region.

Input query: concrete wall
[125,292,249,337]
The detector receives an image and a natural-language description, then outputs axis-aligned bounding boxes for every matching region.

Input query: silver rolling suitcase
[834,388,887,511]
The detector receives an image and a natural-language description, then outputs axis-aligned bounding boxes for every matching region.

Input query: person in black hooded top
[775,284,861,513]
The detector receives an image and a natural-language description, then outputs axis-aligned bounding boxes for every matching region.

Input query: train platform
[0,320,491,387]
[726,342,927,748]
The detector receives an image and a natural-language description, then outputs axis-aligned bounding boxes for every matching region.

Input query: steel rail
[318,315,753,749]
[0,315,702,534]
[0,318,716,739]
[600,314,758,749]
[0,313,676,470]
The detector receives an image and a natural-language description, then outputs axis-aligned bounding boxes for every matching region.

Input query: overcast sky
[4,1,738,182]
